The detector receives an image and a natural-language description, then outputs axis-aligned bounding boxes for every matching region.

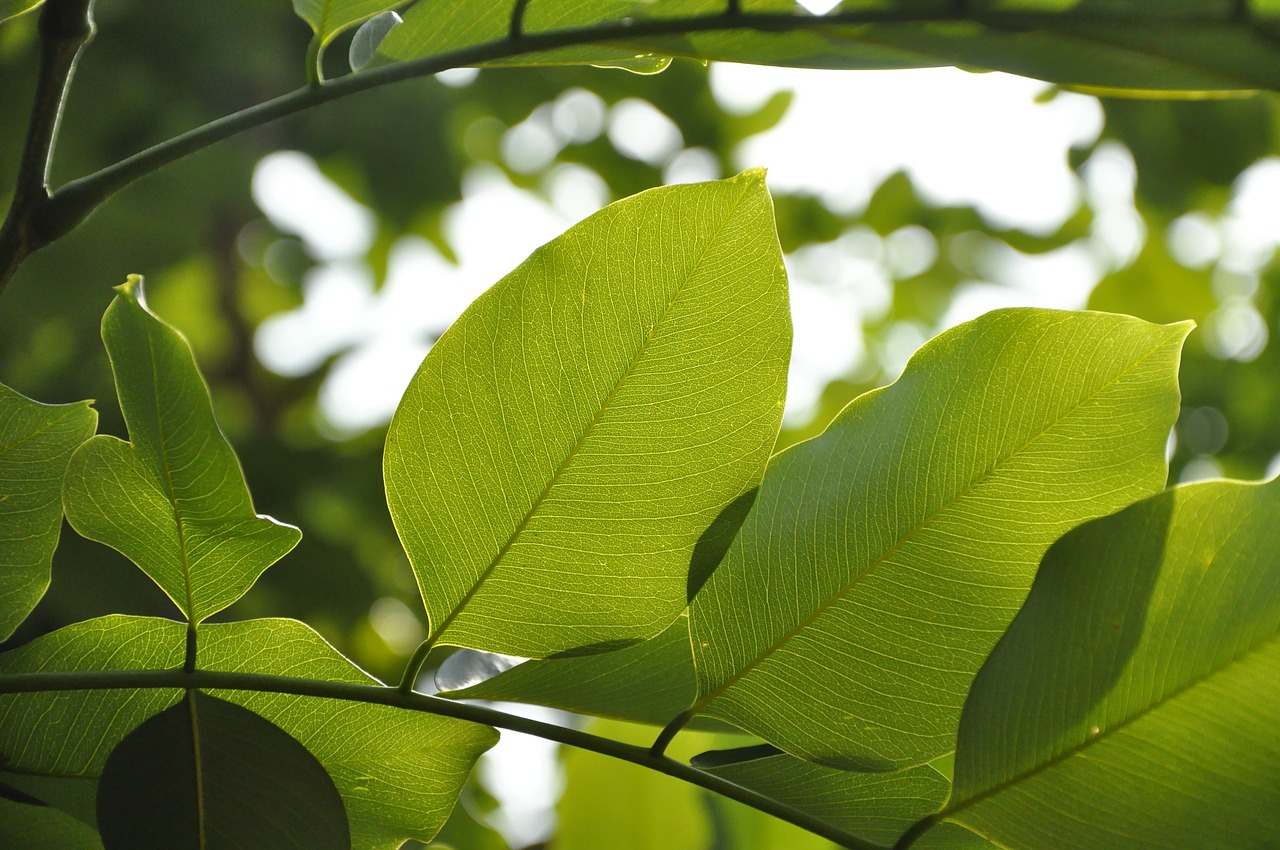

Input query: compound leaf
[0,616,496,849]
[0,383,96,640]
[385,171,790,658]
[96,691,349,850]
[687,309,1189,770]
[62,278,300,623]
[920,478,1280,850]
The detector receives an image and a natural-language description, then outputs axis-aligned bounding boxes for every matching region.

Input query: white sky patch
[475,704,565,847]
[711,65,1103,234]
[251,151,375,261]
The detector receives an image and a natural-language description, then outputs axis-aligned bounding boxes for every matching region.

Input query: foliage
[1,2,1278,849]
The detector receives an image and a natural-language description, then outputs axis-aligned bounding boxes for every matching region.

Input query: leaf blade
[931,478,1280,850]
[688,309,1190,770]
[95,691,350,850]
[61,278,300,622]
[0,383,96,640]
[384,171,790,658]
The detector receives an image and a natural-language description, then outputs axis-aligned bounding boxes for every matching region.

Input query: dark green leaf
[688,309,1190,770]
[61,278,301,623]
[96,691,350,850]
[0,0,42,26]
[0,616,497,849]
[925,478,1280,850]
[384,172,791,658]
[0,382,96,640]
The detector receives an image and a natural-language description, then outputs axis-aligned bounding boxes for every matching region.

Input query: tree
[1,2,1278,848]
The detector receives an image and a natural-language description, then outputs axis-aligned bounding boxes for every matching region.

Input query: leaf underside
[61,278,300,623]
[936,478,1280,850]
[0,383,96,641]
[385,171,791,658]
[688,309,1190,771]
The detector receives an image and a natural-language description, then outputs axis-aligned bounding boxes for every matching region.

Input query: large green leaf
[0,616,497,849]
[0,383,96,641]
[384,171,791,658]
[443,614,695,725]
[379,1,1280,95]
[687,309,1190,771]
[697,749,949,847]
[96,691,350,850]
[910,478,1280,850]
[61,278,300,623]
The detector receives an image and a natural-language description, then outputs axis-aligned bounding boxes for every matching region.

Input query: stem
[0,0,94,293]
[650,707,692,757]
[2,2,1228,290]
[397,637,436,694]
[0,668,886,850]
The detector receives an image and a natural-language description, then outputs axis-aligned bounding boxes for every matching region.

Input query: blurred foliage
[3,2,1280,845]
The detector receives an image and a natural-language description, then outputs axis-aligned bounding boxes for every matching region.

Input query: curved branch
[0,667,886,850]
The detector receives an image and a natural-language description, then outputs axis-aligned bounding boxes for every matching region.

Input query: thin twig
[0,668,888,850]
[0,0,94,293]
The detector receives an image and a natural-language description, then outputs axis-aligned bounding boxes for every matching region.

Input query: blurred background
[2,2,1279,847]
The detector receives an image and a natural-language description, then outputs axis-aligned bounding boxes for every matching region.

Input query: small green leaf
[923,478,1280,850]
[688,309,1190,770]
[445,614,696,725]
[0,616,497,849]
[0,382,96,640]
[61,278,300,623]
[0,0,43,26]
[96,691,350,850]
[0,797,102,850]
[385,171,790,658]
[696,751,949,847]
[293,0,399,46]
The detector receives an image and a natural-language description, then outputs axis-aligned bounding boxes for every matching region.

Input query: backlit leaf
[0,797,102,850]
[0,382,96,640]
[0,616,496,849]
[292,0,399,48]
[687,309,1189,770]
[916,478,1280,850]
[0,0,42,26]
[384,171,790,658]
[96,691,350,850]
[61,278,300,623]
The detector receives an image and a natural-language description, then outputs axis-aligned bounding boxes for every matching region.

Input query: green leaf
[687,309,1190,771]
[696,751,948,847]
[0,616,497,849]
[0,382,96,641]
[96,691,350,850]
[920,478,1280,850]
[0,797,103,850]
[444,614,696,725]
[0,0,42,26]
[381,1,1280,95]
[384,171,790,658]
[61,278,300,623]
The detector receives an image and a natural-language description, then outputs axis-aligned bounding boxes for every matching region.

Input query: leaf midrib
[936,627,1280,833]
[694,334,1172,714]
[429,182,755,648]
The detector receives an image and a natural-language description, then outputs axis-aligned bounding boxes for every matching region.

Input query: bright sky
[247,64,1280,845]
